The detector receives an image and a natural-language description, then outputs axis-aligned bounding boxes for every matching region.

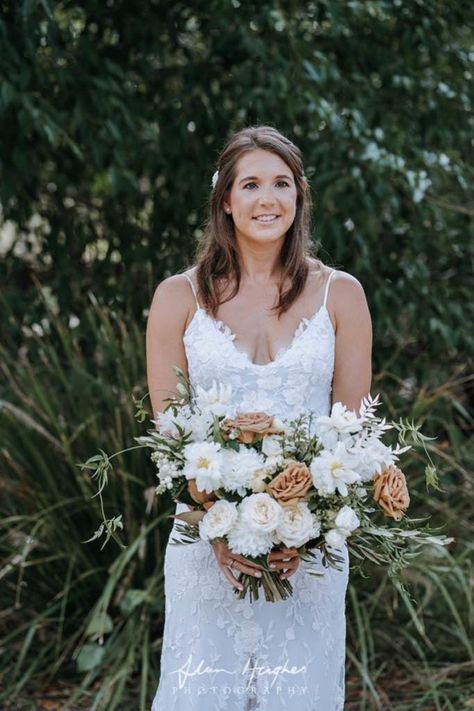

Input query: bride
[147,125,372,710]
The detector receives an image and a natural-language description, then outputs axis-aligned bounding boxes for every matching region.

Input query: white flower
[153,453,181,480]
[272,416,288,433]
[221,447,265,496]
[351,437,396,481]
[195,380,234,417]
[187,410,214,442]
[261,435,283,457]
[153,411,179,437]
[248,467,269,493]
[199,500,239,541]
[239,492,284,534]
[313,402,364,450]
[335,505,360,534]
[276,502,321,548]
[227,518,276,557]
[182,441,223,493]
[310,442,361,496]
[153,406,194,438]
[325,505,360,549]
[325,528,347,548]
[263,454,285,474]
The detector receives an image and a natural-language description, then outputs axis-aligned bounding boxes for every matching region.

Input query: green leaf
[85,612,113,639]
[77,643,105,672]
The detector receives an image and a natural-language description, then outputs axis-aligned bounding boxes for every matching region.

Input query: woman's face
[223,149,299,248]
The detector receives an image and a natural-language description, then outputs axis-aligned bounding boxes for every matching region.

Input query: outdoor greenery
[0,1,472,709]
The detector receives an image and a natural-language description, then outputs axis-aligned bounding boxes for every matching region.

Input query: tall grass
[0,291,172,709]
[0,289,472,709]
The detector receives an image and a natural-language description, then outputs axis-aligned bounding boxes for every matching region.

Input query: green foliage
[0,0,472,383]
[0,297,173,709]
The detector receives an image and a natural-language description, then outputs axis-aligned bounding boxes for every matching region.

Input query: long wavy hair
[193,125,320,318]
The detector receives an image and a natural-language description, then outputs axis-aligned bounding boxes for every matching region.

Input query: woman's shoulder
[305,258,370,330]
[151,268,196,299]
[329,267,367,300]
[327,268,371,329]
[307,257,365,290]
[148,270,197,325]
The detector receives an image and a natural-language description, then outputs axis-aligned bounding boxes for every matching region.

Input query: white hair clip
[211,170,219,189]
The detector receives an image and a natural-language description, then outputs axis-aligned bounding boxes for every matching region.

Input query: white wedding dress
[151,269,348,710]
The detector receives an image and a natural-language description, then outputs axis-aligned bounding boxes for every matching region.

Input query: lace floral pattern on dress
[152,270,348,711]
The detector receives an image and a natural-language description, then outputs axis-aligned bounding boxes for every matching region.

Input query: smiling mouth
[253,215,280,223]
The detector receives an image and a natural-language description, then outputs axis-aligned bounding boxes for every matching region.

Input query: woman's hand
[267,547,300,579]
[211,541,263,591]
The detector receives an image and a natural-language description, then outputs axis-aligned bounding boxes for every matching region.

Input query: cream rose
[199,500,239,541]
[276,502,321,548]
[373,464,410,521]
[239,492,284,534]
[266,461,312,507]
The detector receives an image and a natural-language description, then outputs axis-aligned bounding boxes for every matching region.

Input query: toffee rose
[187,478,218,506]
[373,464,410,521]
[266,461,312,507]
[221,411,284,444]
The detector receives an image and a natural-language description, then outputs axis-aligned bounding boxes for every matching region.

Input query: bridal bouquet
[89,368,450,603]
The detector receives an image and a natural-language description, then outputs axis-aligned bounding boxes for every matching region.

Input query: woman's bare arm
[330,272,373,415]
[146,274,193,418]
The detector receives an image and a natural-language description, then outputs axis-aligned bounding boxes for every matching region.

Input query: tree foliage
[0,0,472,377]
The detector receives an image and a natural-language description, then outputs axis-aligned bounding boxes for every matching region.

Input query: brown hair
[194,125,320,318]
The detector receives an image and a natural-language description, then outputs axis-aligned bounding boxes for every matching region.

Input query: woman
[148,125,372,710]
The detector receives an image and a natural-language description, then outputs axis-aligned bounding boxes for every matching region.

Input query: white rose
[239,493,284,534]
[334,505,360,535]
[199,500,239,541]
[276,502,321,549]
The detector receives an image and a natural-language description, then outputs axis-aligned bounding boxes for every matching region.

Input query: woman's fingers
[222,565,244,591]
[268,548,298,567]
[267,548,300,578]
[225,557,262,578]
[234,554,263,570]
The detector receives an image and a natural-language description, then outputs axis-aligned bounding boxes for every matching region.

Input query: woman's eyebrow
[238,174,293,184]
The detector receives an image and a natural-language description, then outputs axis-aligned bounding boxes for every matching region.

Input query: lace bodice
[182,270,336,420]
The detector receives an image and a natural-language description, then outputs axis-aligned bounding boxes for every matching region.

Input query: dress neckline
[183,303,334,369]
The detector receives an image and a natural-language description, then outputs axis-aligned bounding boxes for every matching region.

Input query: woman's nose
[258,189,277,206]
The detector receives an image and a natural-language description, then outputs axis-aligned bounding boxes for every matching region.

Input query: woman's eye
[243,181,290,189]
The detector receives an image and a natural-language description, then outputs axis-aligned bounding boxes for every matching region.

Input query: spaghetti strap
[323,269,336,308]
[184,272,201,308]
